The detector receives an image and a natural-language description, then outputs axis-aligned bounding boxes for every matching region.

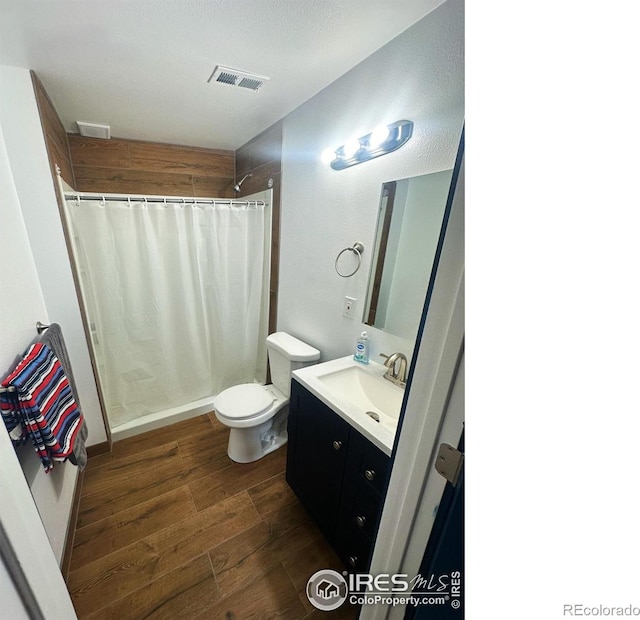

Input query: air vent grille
[208,65,270,92]
[238,77,264,91]
[216,72,237,85]
[76,121,111,139]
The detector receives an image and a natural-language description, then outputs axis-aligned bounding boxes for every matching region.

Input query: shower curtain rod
[64,192,265,207]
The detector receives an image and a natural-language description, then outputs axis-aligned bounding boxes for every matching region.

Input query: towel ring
[335,242,364,278]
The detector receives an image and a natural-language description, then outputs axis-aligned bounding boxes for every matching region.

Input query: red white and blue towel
[1,342,84,473]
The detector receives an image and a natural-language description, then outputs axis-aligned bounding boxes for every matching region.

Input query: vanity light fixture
[328,120,413,170]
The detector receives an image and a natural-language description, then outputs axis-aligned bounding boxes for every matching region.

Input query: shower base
[109,396,215,442]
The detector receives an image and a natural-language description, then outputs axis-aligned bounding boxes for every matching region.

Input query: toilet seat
[214,383,275,421]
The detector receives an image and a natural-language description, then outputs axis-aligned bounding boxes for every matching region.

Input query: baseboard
[86,440,111,458]
[61,467,85,581]
[109,397,214,442]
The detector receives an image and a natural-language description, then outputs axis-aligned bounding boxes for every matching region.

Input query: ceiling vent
[207,65,270,92]
[76,121,111,139]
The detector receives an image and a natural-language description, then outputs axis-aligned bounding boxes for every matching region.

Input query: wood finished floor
[68,413,360,619]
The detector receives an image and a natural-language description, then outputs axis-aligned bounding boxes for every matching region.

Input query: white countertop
[292,356,404,456]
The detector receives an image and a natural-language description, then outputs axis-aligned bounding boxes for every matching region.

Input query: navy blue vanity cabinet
[286,379,351,542]
[287,379,390,571]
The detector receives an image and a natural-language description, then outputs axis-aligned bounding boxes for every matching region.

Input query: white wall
[0,65,107,447]
[0,88,78,561]
[0,123,77,617]
[278,0,464,362]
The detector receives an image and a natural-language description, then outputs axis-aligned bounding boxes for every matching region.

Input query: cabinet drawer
[343,484,383,539]
[337,522,374,573]
[351,432,390,496]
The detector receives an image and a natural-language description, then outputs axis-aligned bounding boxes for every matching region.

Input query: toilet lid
[214,383,274,420]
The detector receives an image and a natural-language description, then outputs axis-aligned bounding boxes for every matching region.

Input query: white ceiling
[0,0,445,150]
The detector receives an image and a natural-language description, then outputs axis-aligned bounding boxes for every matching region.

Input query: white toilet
[213,332,320,463]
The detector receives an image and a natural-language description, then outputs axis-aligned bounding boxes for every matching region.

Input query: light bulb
[342,139,362,159]
[368,125,391,149]
[321,147,336,164]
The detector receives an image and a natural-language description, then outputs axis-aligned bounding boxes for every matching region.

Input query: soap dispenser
[354,331,370,364]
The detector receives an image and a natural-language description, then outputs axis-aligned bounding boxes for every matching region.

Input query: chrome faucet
[380,352,408,387]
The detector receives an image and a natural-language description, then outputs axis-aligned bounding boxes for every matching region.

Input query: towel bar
[0,323,50,392]
[0,321,49,394]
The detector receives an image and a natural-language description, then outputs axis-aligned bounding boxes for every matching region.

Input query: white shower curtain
[66,198,265,427]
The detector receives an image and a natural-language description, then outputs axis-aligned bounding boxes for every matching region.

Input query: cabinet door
[287,380,351,541]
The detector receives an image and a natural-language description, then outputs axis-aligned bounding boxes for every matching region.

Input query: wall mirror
[363,169,454,340]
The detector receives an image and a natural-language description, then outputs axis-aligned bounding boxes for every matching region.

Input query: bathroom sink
[317,365,403,428]
[292,356,405,455]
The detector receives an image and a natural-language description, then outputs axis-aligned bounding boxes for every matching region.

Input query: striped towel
[0,342,84,473]
[40,323,88,470]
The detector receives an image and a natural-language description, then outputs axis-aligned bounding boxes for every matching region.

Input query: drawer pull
[355,516,367,528]
[365,469,376,481]
[348,556,358,567]
[333,440,343,451]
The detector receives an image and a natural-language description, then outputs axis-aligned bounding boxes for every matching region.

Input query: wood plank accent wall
[68,135,236,198]
[235,121,283,334]
[31,71,112,573]
[31,72,75,187]
[31,73,111,450]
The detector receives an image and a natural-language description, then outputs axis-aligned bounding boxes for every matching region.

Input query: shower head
[234,173,252,192]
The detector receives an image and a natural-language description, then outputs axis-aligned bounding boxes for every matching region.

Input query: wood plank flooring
[68,413,360,619]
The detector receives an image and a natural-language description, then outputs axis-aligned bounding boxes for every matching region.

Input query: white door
[0,125,77,618]
[366,146,465,620]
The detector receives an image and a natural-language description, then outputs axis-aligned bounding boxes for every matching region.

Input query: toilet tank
[266,332,320,396]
